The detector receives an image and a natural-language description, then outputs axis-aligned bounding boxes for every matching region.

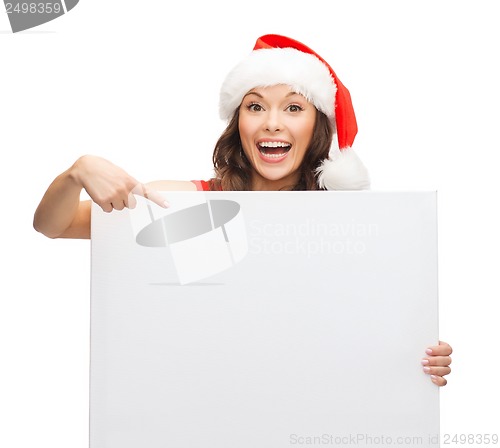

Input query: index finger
[131,183,170,209]
[426,341,453,356]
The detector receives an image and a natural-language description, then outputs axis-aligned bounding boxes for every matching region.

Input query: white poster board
[90,191,440,448]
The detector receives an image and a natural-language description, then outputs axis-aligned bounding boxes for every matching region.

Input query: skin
[238,85,316,190]
[423,341,453,386]
[32,155,196,239]
[32,85,453,386]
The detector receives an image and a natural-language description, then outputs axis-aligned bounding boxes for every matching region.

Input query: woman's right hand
[33,155,168,239]
[73,155,168,212]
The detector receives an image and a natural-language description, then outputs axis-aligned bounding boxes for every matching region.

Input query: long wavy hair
[210,107,335,191]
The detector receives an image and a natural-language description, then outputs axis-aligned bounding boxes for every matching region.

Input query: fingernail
[163,201,170,208]
[426,348,433,355]
[423,367,431,373]
[421,359,429,365]
[430,375,438,382]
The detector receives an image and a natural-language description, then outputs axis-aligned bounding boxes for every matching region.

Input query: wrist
[68,155,92,188]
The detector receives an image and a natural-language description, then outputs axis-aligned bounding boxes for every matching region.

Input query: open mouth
[257,141,292,159]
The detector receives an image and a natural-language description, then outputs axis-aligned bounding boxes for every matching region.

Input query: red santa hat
[219,34,370,190]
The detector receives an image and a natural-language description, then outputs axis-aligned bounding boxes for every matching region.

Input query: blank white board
[90,191,440,448]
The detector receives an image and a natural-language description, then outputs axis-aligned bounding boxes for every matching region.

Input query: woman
[33,34,452,385]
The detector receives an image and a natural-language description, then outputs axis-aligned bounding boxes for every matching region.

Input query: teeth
[258,141,291,159]
[259,141,290,148]
[261,152,288,158]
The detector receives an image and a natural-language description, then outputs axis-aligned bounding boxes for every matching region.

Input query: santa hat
[219,34,370,190]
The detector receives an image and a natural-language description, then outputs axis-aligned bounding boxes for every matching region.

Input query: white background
[1,1,499,447]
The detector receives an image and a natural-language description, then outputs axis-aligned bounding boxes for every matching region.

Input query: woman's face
[238,84,317,190]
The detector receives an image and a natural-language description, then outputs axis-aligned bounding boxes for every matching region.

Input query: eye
[287,104,304,112]
[247,102,264,112]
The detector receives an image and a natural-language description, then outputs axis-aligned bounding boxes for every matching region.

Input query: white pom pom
[316,147,371,191]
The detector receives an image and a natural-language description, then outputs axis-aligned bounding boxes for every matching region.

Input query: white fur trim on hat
[316,147,371,191]
[219,48,337,121]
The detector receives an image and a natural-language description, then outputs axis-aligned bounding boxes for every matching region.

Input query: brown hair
[210,107,334,191]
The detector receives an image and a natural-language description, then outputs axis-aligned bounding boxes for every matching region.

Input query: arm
[33,157,93,239]
[33,155,197,239]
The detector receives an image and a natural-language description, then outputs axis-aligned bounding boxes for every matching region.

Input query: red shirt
[191,180,221,191]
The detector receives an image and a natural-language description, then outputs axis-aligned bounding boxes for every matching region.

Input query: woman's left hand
[422,340,453,386]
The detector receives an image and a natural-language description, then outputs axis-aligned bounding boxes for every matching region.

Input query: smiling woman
[33,34,373,240]
[211,34,370,192]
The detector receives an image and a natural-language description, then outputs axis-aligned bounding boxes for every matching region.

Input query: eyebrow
[243,91,263,99]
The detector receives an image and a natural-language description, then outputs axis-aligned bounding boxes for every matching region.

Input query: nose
[264,109,282,132]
